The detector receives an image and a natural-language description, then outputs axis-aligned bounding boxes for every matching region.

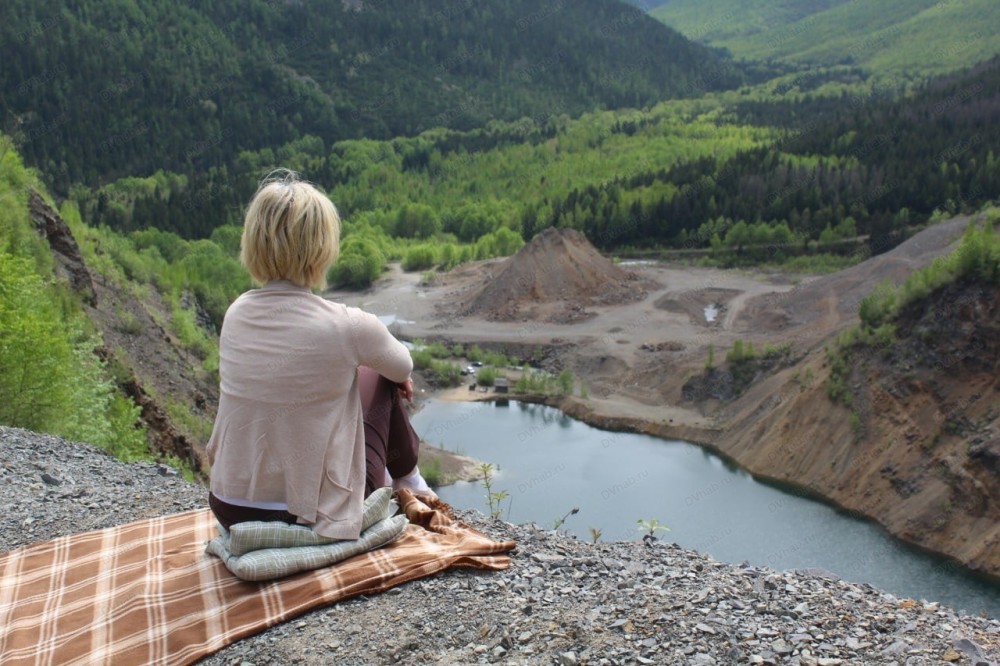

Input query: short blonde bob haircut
[240,169,341,289]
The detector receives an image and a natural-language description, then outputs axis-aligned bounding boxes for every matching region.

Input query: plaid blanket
[0,490,515,666]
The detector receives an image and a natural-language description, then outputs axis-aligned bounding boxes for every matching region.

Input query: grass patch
[165,399,213,445]
[114,307,144,335]
[420,456,443,488]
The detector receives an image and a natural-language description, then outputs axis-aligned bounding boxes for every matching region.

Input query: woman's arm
[397,377,415,404]
[350,309,413,384]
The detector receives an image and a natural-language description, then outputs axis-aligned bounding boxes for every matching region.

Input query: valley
[2,0,1000,640]
[330,215,1000,580]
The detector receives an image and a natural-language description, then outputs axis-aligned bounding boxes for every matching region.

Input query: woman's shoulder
[227,288,384,330]
[297,295,385,330]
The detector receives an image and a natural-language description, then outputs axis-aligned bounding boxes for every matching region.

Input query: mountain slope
[540,56,1000,250]
[716,279,1000,578]
[1,0,739,197]
[651,0,1000,75]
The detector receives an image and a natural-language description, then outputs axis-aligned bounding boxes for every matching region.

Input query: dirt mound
[462,227,647,322]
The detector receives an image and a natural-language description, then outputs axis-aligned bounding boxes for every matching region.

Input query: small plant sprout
[636,518,671,541]
[552,507,579,531]
[589,527,602,543]
[479,462,510,519]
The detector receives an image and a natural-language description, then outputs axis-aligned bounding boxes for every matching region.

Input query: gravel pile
[460,227,646,322]
[2,426,998,665]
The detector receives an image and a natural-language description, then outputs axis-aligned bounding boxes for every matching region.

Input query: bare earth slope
[710,277,1000,579]
[31,191,216,475]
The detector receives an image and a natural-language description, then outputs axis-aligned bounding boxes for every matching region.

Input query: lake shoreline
[419,388,1000,595]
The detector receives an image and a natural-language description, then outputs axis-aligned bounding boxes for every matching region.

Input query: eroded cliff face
[704,280,1000,578]
[32,190,216,477]
[29,191,96,304]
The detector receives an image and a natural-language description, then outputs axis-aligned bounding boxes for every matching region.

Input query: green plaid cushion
[221,487,396,556]
[205,487,408,582]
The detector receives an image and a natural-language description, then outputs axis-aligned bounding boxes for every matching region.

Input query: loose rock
[1,426,998,665]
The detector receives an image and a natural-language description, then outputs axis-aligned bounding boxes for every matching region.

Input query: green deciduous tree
[401,244,438,272]
[395,204,441,239]
[329,235,386,288]
[0,253,147,456]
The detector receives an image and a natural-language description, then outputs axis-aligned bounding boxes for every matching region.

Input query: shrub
[858,281,897,329]
[423,341,451,358]
[513,370,555,394]
[401,244,437,271]
[411,349,433,370]
[329,236,386,288]
[476,366,500,387]
[420,456,443,488]
[483,350,510,367]
[557,369,574,395]
[849,410,867,442]
[726,339,756,364]
[429,360,462,386]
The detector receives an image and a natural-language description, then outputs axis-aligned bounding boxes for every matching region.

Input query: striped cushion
[205,487,407,581]
[223,487,395,556]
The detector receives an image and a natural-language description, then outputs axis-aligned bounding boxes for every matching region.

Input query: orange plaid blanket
[0,490,515,665]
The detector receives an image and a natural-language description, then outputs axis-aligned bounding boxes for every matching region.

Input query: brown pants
[209,366,421,530]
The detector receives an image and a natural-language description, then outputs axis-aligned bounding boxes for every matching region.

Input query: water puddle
[377,314,415,327]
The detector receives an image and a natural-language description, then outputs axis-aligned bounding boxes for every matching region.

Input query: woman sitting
[207,170,433,539]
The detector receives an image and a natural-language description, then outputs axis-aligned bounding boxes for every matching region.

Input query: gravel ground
[2,426,999,666]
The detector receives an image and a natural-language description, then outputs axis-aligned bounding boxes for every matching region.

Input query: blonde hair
[240,169,341,289]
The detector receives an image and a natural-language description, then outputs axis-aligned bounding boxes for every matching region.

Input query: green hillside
[538,56,1000,254]
[162,57,1000,282]
[0,138,148,459]
[3,0,996,288]
[651,0,842,42]
[1,0,739,205]
[651,0,1000,76]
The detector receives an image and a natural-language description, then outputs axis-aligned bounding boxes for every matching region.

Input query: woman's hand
[397,377,415,405]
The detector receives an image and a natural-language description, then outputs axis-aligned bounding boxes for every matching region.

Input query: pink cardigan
[206,281,413,539]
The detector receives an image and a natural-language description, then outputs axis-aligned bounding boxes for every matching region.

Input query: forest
[61,54,1000,287]
[542,57,1000,255]
[2,0,999,465]
[1,0,737,200]
[5,0,996,272]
